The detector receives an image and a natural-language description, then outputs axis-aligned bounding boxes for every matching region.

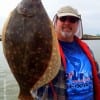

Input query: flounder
[2,0,61,100]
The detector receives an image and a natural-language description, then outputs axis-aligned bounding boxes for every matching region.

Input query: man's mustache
[63,26,72,30]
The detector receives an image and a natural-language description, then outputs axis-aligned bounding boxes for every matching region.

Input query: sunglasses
[59,16,79,23]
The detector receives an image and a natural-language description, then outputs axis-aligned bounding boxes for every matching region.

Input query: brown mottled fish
[2,0,61,100]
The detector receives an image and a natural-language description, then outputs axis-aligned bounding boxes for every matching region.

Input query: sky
[0,0,100,35]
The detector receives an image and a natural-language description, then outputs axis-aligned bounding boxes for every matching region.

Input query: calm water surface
[0,40,100,100]
[0,41,19,100]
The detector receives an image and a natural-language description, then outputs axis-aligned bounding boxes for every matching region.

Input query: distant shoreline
[0,35,100,41]
[82,35,100,40]
[82,38,100,40]
[0,35,1,41]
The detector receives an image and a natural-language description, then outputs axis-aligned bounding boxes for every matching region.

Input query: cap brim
[57,13,80,19]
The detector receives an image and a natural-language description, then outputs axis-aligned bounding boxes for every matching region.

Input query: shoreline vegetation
[82,34,100,40]
[0,34,100,41]
[0,35,1,41]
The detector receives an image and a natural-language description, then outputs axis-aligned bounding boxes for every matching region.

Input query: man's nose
[64,20,71,24]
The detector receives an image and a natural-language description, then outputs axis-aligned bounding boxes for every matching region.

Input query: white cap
[57,6,81,19]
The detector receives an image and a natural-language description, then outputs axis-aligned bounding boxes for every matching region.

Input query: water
[0,42,19,100]
[84,40,100,64]
[0,40,100,100]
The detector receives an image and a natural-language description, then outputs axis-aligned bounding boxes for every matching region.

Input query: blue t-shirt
[59,40,94,100]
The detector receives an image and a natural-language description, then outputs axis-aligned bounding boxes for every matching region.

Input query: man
[32,6,100,100]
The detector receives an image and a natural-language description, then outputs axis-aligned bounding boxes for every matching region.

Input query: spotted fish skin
[2,0,61,100]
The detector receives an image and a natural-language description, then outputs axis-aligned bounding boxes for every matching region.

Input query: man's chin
[61,31,73,37]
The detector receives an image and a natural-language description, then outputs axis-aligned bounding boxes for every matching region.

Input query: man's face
[55,16,79,37]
